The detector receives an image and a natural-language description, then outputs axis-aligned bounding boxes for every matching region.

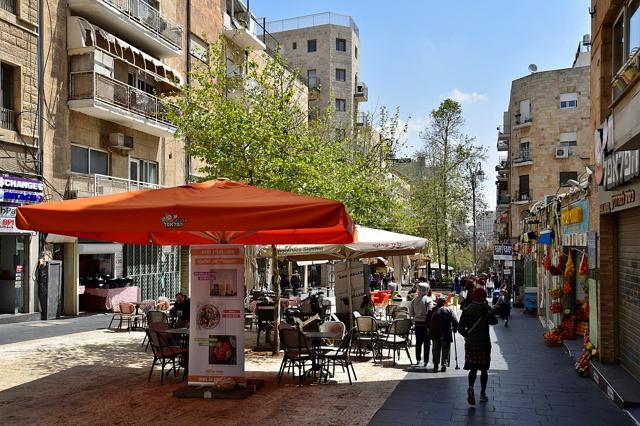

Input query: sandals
[479,394,488,403]
[467,387,476,405]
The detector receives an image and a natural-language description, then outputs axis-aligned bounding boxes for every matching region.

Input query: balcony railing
[514,114,533,126]
[68,173,162,198]
[0,106,15,131]
[495,160,509,171]
[497,195,511,206]
[0,0,15,13]
[512,149,532,164]
[103,0,182,50]
[355,111,370,126]
[266,12,359,37]
[497,140,508,151]
[69,71,172,126]
[354,82,368,101]
[515,191,530,202]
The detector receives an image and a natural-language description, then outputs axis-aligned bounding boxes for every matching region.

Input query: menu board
[188,245,245,385]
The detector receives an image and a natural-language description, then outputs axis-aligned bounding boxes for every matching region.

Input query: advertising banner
[334,261,366,316]
[188,245,245,385]
[493,243,513,261]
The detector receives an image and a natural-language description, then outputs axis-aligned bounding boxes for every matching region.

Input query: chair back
[393,309,409,320]
[147,310,169,327]
[355,316,378,333]
[256,303,276,323]
[281,328,309,354]
[119,302,135,315]
[156,299,170,311]
[353,311,361,319]
[389,318,412,337]
[335,327,357,356]
[319,320,345,339]
[140,299,157,314]
[112,303,122,313]
[386,305,397,318]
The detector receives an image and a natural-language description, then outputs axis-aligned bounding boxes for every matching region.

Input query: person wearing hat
[458,287,497,405]
[429,295,458,372]
[409,282,434,368]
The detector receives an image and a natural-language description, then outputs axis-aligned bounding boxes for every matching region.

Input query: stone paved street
[370,309,633,426]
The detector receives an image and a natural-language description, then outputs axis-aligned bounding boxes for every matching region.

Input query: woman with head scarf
[409,282,434,367]
[458,287,497,405]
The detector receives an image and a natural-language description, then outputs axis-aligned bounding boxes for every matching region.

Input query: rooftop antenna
[528,64,538,74]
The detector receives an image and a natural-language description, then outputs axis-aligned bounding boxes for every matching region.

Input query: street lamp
[467,162,484,276]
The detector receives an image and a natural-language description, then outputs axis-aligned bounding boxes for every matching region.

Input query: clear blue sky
[252,0,591,210]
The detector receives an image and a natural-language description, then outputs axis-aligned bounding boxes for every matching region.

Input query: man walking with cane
[429,295,459,372]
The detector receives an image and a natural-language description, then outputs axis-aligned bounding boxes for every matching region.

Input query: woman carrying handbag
[458,287,498,405]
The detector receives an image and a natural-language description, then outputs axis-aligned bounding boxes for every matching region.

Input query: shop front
[0,175,42,320]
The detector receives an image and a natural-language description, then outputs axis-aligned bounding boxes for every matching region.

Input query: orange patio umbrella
[15,179,355,245]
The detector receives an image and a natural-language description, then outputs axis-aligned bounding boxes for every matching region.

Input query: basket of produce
[550,287,564,299]
[550,302,563,314]
[544,328,563,346]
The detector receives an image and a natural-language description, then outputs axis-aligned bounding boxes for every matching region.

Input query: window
[307,69,318,89]
[0,0,15,14]
[190,34,208,63]
[130,158,158,184]
[517,99,530,124]
[0,62,15,131]
[560,93,577,109]
[128,71,154,95]
[336,38,346,52]
[307,39,317,52]
[519,175,530,200]
[560,171,578,187]
[71,145,109,175]
[631,1,640,57]
[613,14,624,73]
[560,132,578,147]
[335,98,346,112]
[335,68,346,82]
[292,42,297,50]
[355,46,358,59]
[612,1,640,77]
[226,58,241,76]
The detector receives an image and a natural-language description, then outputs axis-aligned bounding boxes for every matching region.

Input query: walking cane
[453,331,460,370]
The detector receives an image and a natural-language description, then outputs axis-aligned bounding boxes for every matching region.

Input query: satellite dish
[528,64,538,73]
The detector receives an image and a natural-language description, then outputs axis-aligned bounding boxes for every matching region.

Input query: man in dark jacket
[430,295,459,372]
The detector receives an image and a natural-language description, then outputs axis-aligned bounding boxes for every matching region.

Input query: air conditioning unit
[555,147,569,159]
[108,133,133,151]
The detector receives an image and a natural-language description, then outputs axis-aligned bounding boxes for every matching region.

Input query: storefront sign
[493,243,513,261]
[603,149,640,190]
[0,189,43,204]
[561,199,589,235]
[599,181,640,214]
[0,205,17,232]
[561,233,588,247]
[188,245,245,385]
[0,176,44,192]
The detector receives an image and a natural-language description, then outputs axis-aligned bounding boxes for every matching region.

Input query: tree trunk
[271,245,280,356]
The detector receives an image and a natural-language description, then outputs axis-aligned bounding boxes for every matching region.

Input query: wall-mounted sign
[602,149,640,190]
[561,232,588,247]
[561,206,583,225]
[493,243,513,260]
[0,176,44,192]
[599,181,640,215]
[561,199,589,236]
[0,189,43,205]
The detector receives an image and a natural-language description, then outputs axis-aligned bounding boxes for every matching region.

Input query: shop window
[336,38,346,52]
[335,98,346,112]
[559,171,578,187]
[335,68,346,82]
[307,39,316,53]
[560,93,577,109]
[71,145,109,175]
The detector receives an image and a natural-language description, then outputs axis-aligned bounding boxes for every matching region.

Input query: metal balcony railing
[0,106,15,131]
[512,149,532,164]
[354,82,368,100]
[266,12,359,37]
[497,195,511,205]
[355,111,369,126]
[0,0,15,13]
[495,160,509,171]
[514,114,533,125]
[516,191,530,202]
[68,173,163,197]
[69,71,173,126]
[103,0,183,50]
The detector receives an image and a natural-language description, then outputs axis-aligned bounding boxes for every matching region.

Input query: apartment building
[591,0,640,383]
[495,53,591,243]
[0,0,41,320]
[265,12,367,130]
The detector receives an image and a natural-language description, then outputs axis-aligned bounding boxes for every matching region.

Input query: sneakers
[467,387,476,405]
[479,394,488,403]
[505,319,509,327]
[433,365,438,373]
[441,366,446,372]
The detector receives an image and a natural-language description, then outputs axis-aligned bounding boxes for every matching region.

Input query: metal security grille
[617,209,640,381]
[125,244,180,301]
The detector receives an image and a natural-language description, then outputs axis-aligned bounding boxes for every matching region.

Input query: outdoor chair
[277,328,313,386]
[392,307,409,320]
[318,320,346,351]
[256,302,277,348]
[156,297,170,313]
[143,310,170,350]
[321,327,358,385]
[381,318,413,366]
[321,299,332,321]
[386,304,398,320]
[354,316,381,363]
[138,300,157,328]
[107,302,122,330]
[145,329,188,385]
[108,302,138,332]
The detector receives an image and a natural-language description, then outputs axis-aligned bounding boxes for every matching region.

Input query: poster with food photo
[208,269,238,297]
[208,335,238,365]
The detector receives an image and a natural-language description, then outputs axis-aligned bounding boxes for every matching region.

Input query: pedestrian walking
[458,287,497,405]
[408,282,434,368]
[493,288,511,327]
[290,270,301,296]
[429,295,459,372]
[459,279,475,310]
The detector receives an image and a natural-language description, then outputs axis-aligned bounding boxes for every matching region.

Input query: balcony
[514,114,533,129]
[223,5,266,51]
[68,71,176,137]
[512,150,532,167]
[0,107,15,131]
[495,159,509,172]
[497,140,508,151]
[497,195,511,208]
[497,124,510,141]
[354,82,368,102]
[67,0,183,57]
[355,112,370,127]
[513,191,531,205]
[612,60,640,150]
[67,173,163,198]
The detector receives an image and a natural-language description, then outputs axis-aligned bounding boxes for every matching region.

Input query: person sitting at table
[170,292,190,327]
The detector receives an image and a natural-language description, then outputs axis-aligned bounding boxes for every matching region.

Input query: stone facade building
[265,12,367,130]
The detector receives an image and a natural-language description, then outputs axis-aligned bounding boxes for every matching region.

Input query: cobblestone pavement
[0,316,409,425]
[369,309,633,426]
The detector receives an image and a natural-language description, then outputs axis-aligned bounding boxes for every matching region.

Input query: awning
[67,16,183,85]
[45,233,78,243]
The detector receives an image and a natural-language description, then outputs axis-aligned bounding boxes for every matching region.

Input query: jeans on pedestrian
[432,339,451,367]
[414,322,430,364]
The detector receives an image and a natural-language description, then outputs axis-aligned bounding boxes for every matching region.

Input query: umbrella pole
[347,261,353,327]
[271,245,280,356]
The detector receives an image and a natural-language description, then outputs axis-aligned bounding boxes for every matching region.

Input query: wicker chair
[277,328,313,386]
[146,329,188,385]
[321,327,357,384]
[108,302,138,332]
[354,316,381,363]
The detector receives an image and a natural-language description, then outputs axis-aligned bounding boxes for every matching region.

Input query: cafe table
[165,327,190,348]
[303,331,340,382]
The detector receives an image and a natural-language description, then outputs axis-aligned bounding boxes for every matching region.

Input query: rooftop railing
[0,106,15,131]
[266,12,359,37]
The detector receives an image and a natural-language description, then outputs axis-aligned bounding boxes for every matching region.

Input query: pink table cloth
[84,286,141,310]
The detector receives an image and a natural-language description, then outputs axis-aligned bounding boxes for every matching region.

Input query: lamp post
[468,162,484,276]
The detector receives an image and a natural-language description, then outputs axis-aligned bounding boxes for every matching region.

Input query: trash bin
[524,287,537,313]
